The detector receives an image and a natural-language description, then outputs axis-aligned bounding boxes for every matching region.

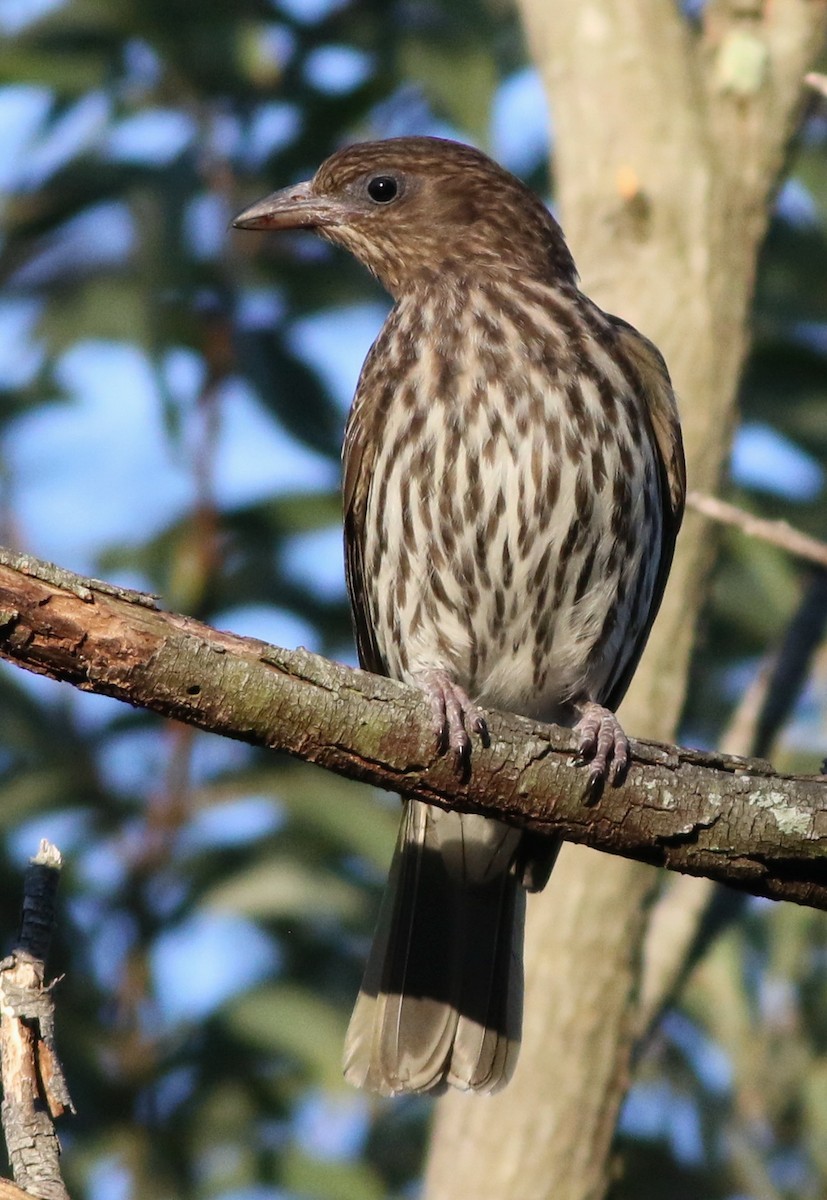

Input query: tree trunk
[424,4,827,1198]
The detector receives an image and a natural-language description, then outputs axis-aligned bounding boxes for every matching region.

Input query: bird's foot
[414,669,488,775]
[574,702,629,795]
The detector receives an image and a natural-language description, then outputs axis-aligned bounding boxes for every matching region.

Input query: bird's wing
[612,318,686,519]
[342,344,388,677]
[604,316,687,711]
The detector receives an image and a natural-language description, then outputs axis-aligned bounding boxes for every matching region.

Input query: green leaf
[204,856,368,923]
[224,983,349,1088]
[282,1148,386,1200]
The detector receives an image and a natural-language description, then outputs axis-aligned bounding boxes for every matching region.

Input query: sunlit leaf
[224,983,349,1089]
[204,855,368,922]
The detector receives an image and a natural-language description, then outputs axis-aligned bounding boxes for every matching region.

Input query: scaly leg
[574,701,630,791]
[413,668,488,773]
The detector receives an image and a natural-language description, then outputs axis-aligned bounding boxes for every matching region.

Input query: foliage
[0,0,825,1197]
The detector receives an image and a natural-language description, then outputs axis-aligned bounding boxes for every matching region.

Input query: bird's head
[233,136,577,297]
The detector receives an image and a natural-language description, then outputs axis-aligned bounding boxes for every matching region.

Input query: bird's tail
[343,799,526,1096]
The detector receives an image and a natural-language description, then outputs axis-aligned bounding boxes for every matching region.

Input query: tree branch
[0,840,72,1200]
[0,546,824,908]
[686,491,827,570]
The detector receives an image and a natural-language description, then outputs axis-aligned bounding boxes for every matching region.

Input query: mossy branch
[0,546,824,909]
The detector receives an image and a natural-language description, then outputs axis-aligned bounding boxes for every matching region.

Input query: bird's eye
[367,175,399,204]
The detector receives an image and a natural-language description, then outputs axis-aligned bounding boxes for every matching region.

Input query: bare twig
[636,658,776,1037]
[805,71,827,98]
[754,569,827,758]
[0,1182,43,1200]
[0,841,73,1200]
[687,491,827,569]
[638,567,827,1034]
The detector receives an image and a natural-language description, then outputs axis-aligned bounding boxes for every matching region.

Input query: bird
[233,136,685,1097]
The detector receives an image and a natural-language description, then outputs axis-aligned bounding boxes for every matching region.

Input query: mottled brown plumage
[234,136,685,1096]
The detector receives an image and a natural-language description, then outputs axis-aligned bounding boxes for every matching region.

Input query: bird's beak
[232,180,345,232]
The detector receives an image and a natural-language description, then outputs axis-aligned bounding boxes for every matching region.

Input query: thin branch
[637,641,778,1037]
[637,874,717,1037]
[0,1182,42,1200]
[0,546,825,908]
[0,841,73,1200]
[805,71,827,98]
[754,569,827,758]
[687,491,827,569]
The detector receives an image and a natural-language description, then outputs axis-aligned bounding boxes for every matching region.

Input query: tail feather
[343,800,525,1095]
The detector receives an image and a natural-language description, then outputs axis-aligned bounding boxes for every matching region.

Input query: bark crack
[0,548,825,909]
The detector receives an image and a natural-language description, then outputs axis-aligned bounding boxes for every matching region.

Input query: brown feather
[602,316,686,711]
[234,135,685,1097]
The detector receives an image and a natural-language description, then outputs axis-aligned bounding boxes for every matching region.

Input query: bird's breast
[353,285,662,718]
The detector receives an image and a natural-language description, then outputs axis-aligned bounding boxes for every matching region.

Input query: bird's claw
[416,670,488,776]
[573,702,629,797]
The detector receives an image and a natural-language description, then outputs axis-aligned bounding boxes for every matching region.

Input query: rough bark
[0,549,825,906]
[0,842,71,1200]
[425,5,827,1200]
